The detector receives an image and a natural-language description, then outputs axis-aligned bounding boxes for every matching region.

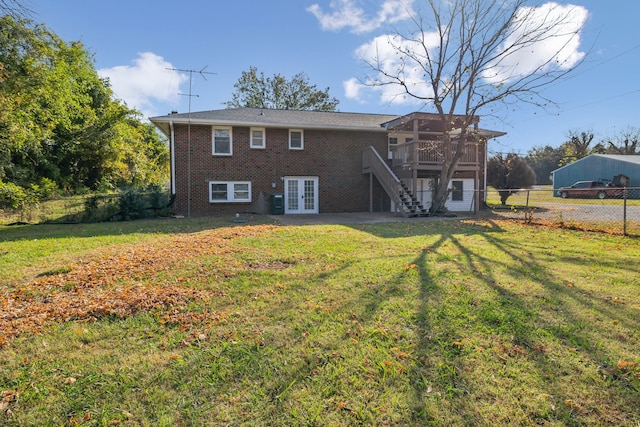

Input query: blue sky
[27,0,640,155]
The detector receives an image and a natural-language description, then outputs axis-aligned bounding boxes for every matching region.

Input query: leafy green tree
[525,145,565,185]
[0,16,169,196]
[106,108,169,189]
[0,16,56,183]
[487,153,536,205]
[225,66,340,111]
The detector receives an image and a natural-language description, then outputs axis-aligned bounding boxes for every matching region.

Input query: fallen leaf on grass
[1,390,19,402]
[0,390,19,414]
[616,360,637,371]
[0,225,277,347]
[563,399,587,414]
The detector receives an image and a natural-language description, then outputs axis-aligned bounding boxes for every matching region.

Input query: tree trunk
[499,190,509,205]
[429,137,466,214]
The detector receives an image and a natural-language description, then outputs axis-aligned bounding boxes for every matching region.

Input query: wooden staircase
[362,146,429,217]
[399,181,429,217]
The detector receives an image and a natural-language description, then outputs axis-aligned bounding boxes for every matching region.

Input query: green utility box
[270,194,284,215]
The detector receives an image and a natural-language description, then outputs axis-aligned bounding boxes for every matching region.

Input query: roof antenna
[166,65,217,218]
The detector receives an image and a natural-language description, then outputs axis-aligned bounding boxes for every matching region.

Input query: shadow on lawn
[405,225,639,424]
[349,216,507,239]
[340,218,639,424]
[4,215,638,424]
[0,215,275,243]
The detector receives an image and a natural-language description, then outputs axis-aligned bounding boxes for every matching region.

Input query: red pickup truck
[557,181,624,199]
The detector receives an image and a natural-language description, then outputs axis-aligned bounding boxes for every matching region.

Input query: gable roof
[552,154,640,174]
[150,107,400,136]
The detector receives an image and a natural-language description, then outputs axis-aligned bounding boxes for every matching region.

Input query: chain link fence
[481,187,640,236]
[3,187,639,237]
[0,191,174,225]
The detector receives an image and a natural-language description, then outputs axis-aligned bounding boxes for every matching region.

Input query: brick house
[149,108,505,217]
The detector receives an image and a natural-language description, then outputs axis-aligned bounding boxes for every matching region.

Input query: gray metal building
[551,154,640,192]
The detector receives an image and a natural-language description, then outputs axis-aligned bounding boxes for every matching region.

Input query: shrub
[146,184,172,215]
[487,153,536,205]
[117,188,149,221]
[0,181,28,209]
[79,187,172,223]
[36,178,59,200]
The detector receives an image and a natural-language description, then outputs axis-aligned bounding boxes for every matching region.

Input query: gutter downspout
[169,121,176,196]
[483,138,488,210]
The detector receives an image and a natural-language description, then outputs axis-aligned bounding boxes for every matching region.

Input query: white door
[285,177,318,214]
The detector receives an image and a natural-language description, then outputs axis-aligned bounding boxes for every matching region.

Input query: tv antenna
[166,66,216,218]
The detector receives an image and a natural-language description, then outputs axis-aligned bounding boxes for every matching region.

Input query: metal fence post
[623,188,628,236]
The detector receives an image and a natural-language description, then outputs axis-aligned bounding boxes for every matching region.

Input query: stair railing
[363,146,418,216]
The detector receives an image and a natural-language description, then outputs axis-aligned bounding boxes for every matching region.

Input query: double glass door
[285,177,318,214]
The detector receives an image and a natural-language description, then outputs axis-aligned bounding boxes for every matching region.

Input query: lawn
[1,216,639,426]
[487,186,640,206]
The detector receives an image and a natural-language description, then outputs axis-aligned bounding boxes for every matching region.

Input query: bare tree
[1,0,31,18]
[603,127,640,155]
[362,0,587,213]
[562,130,594,163]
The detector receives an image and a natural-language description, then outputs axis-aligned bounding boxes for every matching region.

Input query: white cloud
[481,3,588,84]
[343,77,364,101]
[98,52,187,117]
[307,0,414,34]
[347,2,588,106]
[345,33,437,105]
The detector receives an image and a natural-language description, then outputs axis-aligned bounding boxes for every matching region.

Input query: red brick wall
[171,124,391,217]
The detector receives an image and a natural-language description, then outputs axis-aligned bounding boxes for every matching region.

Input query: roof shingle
[150,108,400,135]
[149,108,399,134]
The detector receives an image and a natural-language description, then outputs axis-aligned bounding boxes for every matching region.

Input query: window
[209,181,251,203]
[212,127,232,155]
[250,127,265,149]
[289,129,304,150]
[451,180,463,201]
[388,137,398,160]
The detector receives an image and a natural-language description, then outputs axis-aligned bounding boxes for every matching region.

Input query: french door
[285,176,318,214]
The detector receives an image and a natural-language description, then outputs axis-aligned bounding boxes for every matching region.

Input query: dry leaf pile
[0,224,277,347]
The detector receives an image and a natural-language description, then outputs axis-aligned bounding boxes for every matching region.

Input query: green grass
[1,217,639,426]
[486,186,640,236]
[0,216,271,284]
[487,186,640,207]
[0,196,89,225]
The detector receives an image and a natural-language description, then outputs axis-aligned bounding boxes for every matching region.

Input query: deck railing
[390,140,479,169]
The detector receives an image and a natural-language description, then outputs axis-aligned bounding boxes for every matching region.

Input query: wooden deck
[390,140,482,172]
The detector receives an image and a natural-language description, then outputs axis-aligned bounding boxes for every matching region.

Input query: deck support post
[369,172,373,212]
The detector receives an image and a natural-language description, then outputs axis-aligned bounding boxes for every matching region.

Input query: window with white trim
[209,181,251,203]
[212,127,232,155]
[289,129,304,150]
[250,127,265,149]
